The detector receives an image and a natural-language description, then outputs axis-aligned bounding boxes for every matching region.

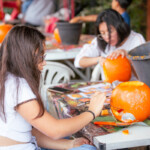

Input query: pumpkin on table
[0,24,13,43]
[103,56,131,83]
[111,81,150,123]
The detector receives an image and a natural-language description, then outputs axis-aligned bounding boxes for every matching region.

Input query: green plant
[78,0,146,38]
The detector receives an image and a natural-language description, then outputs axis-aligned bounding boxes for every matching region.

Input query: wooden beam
[147,0,150,41]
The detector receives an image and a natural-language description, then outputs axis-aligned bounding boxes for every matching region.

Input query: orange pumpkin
[53,28,61,43]
[111,81,150,123]
[0,24,13,43]
[103,56,131,83]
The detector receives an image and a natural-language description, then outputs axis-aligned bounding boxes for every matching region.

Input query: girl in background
[74,9,145,81]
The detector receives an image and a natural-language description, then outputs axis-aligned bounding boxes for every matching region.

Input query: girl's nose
[42,60,46,66]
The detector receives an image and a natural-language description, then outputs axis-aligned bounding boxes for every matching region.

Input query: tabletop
[47,81,150,150]
[44,34,95,81]
[45,34,95,61]
[47,81,113,141]
[45,34,95,51]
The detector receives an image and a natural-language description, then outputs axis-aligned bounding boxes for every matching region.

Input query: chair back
[40,61,75,112]
[90,63,101,81]
[41,61,75,85]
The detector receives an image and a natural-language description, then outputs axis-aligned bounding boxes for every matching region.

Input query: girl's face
[38,44,46,71]
[38,56,46,71]
[111,0,118,10]
[99,22,118,46]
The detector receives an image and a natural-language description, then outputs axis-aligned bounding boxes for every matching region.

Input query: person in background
[70,0,132,26]
[21,0,33,14]
[111,0,132,25]
[23,0,56,26]
[0,25,106,150]
[17,0,33,21]
[23,0,78,27]
[74,9,145,81]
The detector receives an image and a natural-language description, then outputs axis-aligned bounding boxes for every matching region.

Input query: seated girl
[74,8,145,81]
[0,25,106,150]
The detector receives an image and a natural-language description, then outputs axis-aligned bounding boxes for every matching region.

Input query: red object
[71,0,75,19]
[45,17,59,33]
[10,8,18,20]
[0,0,20,21]
[3,1,18,8]
[63,0,75,20]
[94,121,133,126]
[0,0,4,20]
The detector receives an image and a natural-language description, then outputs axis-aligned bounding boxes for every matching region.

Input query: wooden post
[147,0,150,41]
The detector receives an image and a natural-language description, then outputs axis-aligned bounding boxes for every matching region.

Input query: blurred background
[1,0,147,38]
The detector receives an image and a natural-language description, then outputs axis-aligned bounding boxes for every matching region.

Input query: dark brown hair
[96,8,130,52]
[0,25,45,121]
[117,0,132,9]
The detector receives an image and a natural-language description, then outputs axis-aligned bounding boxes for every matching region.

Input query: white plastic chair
[90,63,101,82]
[40,61,75,114]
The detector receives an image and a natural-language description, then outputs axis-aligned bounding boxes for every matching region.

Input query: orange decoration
[122,130,129,135]
[111,81,150,123]
[0,24,13,43]
[103,56,131,83]
[53,28,61,43]
[101,109,109,116]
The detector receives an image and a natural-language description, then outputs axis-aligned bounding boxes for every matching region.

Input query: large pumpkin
[103,56,131,83]
[111,81,150,123]
[0,24,13,43]
[53,28,61,43]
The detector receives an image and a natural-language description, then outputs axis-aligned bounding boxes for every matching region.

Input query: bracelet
[86,110,96,120]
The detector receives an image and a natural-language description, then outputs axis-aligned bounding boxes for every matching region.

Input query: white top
[74,31,146,80]
[24,0,71,26]
[0,73,36,143]
[24,0,56,26]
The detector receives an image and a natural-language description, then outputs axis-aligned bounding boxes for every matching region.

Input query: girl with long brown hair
[0,25,106,150]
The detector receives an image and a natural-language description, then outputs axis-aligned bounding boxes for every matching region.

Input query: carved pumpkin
[0,24,13,43]
[53,28,61,43]
[111,81,150,123]
[103,56,131,83]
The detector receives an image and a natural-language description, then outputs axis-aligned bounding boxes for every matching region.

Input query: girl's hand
[107,49,127,60]
[98,56,106,66]
[89,92,106,117]
[71,137,90,148]
[69,16,82,23]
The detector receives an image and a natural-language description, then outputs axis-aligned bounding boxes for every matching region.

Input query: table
[47,82,150,150]
[94,124,150,150]
[45,34,95,81]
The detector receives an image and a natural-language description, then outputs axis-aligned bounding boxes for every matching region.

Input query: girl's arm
[70,15,98,23]
[79,56,106,67]
[17,92,106,140]
[32,128,89,149]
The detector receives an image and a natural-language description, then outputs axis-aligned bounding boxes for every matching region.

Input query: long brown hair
[0,25,45,121]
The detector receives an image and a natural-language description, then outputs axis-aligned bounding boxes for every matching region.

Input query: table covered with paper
[47,81,150,150]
